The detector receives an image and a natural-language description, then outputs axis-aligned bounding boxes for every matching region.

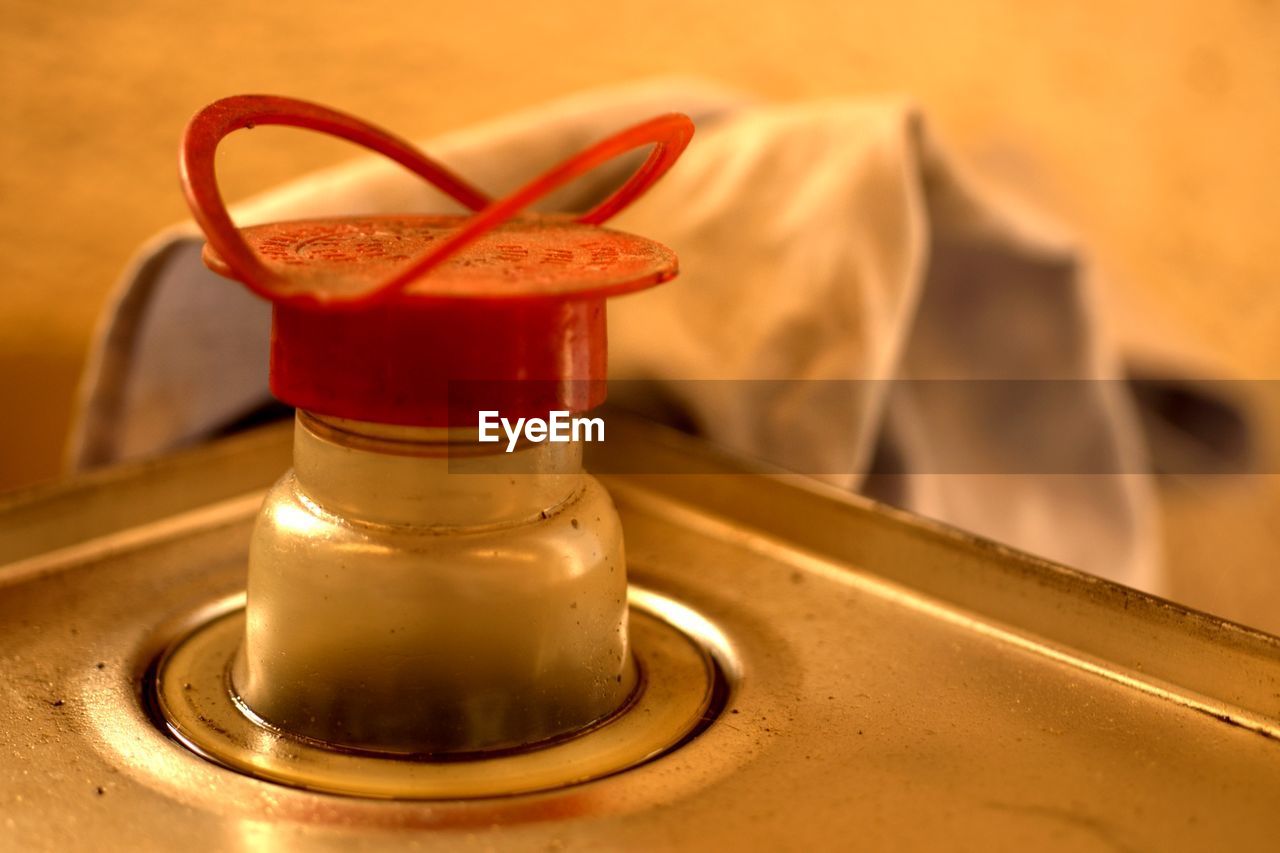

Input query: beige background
[1,1,1277,628]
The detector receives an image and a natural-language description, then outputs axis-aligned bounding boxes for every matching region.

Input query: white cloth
[67,78,1163,591]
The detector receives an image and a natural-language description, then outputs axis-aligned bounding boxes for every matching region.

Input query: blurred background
[1,1,1277,628]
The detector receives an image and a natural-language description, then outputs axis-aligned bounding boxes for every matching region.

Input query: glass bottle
[233,410,635,754]
[178,93,694,756]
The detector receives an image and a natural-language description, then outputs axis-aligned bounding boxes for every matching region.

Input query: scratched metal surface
[1,415,1278,850]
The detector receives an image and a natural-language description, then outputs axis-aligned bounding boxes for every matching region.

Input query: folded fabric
[67,78,1162,591]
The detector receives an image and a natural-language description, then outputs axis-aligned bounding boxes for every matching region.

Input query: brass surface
[2,414,1279,849]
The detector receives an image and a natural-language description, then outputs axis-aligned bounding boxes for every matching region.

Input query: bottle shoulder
[254,469,622,554]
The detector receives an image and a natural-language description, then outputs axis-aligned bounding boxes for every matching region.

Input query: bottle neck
[293,411,584,528]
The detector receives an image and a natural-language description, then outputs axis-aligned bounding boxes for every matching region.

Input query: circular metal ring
[151,588,732,799]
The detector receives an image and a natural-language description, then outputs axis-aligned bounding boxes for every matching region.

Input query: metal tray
[2,414,1278,850]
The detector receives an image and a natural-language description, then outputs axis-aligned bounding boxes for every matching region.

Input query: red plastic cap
[180,95,693,426]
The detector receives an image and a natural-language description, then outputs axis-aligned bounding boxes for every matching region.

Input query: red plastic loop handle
[181,95,694,307]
